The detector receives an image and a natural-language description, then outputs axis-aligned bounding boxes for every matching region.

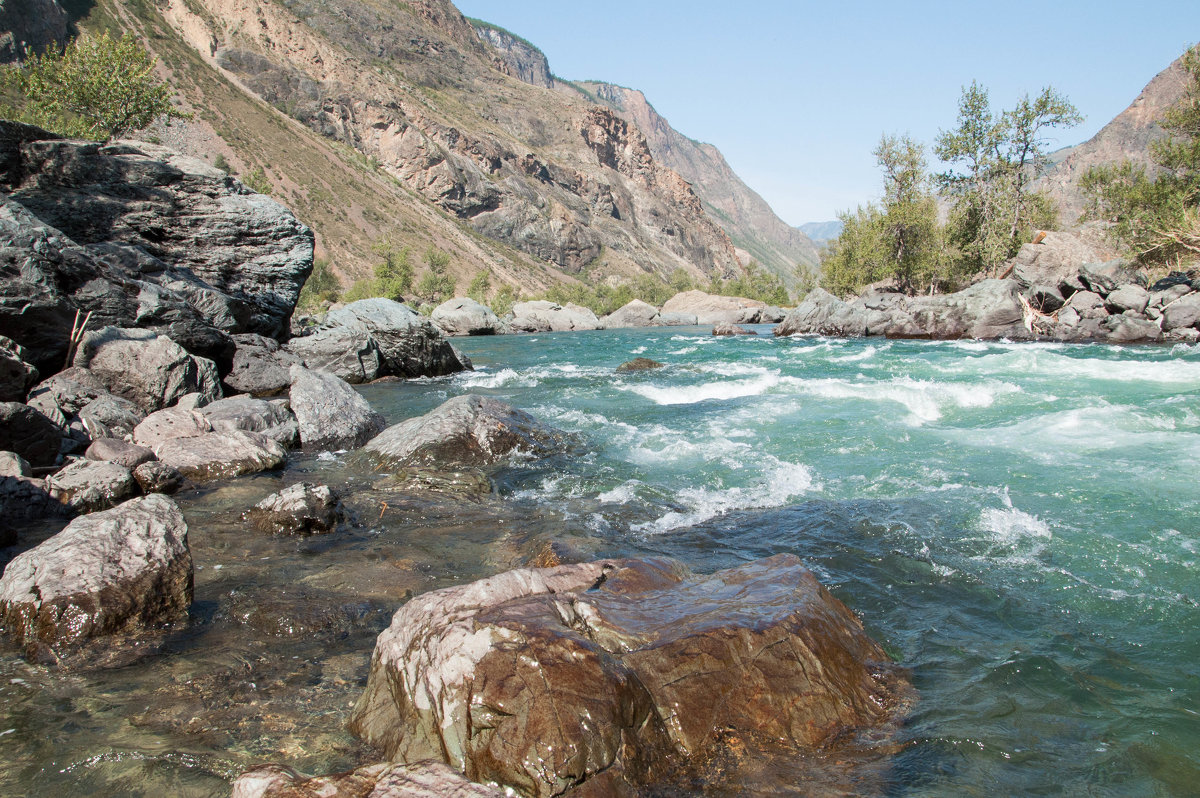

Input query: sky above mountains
[454,0,1200,227]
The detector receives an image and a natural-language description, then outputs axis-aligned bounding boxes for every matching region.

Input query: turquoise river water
[2,326,1198,796]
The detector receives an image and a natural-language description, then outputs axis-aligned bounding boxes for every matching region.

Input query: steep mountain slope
[152,0,742,288]
[475,19,819,291]
[1041,53,1189,225]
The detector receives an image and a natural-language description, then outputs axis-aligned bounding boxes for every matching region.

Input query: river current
[2,326,1198,796]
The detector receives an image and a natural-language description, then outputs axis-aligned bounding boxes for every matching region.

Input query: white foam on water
[831,345,878,363]
[972,490,1053,565]
[943,349,1200,385]
[626,432,752,467]
[786,376,1017,425]
[668,346,697,355]
[459,368,538,389]
[631,346,648,354]
[597,480,642,504]
[624,373,782,405]
[634,458,817,534]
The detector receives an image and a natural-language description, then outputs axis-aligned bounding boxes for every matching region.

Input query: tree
[372,240,413,300]
[467,269,492,303]
[935,82,1081,272]
[297,258,341,310]
[1082,44,1200,265]
[1,31,188,141]
[415,245,455,304]
[821,134,946,297]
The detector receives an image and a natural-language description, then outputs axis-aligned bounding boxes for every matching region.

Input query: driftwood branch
[63,309,93,369]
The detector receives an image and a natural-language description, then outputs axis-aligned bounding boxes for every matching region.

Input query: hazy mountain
[799,220,843,244]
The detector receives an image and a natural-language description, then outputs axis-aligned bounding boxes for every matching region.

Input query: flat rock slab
[350,554,910,797]
[363,394,570,468]
[155,430,286,481]
[0,494,192,660]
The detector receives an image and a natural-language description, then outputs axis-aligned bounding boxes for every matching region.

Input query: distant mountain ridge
[799,220,843,244]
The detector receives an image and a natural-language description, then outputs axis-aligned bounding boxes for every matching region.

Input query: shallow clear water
[3,326,1199,795]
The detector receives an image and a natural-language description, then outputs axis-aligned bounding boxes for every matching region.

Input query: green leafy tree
[1,31,189,140]
[415,245,455,304]
[1082,44,1200,265]
[935,82,1081,272]
[372,240,413,301]
[492,284,518,316]
[467,269,492,303]
[821,134,947,297]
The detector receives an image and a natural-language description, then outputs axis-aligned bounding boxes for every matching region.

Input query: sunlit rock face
[350,554,911,796]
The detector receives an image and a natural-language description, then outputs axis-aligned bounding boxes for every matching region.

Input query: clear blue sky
[453,0,1199,226]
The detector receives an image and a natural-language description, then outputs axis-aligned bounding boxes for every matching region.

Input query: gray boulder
[45,459,140,514]
[1103,315,1163,343]
[661,290,766,325]
[350,555,909,798]
[154,430,286,481]
[0,493,191,660]
[73,327,222,412]
[288,365,385,451]
[85,437,156,470]
[244,482,344,535]
[325,299,469,377]
[1065,290,1108,319]
[774,288,848,336]
[132,406,212,449]
[0,335,38,402]
[199,396,298,448]
[432,297,507,336]
[616,358,664,373]
[602,299,661,328]
[363,394,569,468]
[0,449,29,476]
[26,367,109,417]
[1162,293,1200,331]
[285,325,382,384]
[1106,284,1151,315]
[509,300,603,332]
[78,394,144,441]
[224,333,302,397]
[658,311,699,325]
[0,401,62,469]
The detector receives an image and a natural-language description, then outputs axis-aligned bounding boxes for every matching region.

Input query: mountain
[467,20,820,292]
[23,0,820,301]
[1041,53,1190,225]
[799,220,843,244]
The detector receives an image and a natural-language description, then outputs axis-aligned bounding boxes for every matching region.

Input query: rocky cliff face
[158,0,742,285]
[1041,54,1190,224]
[0,0,68,62]
[472,21,554,89]
[574,81,820,287]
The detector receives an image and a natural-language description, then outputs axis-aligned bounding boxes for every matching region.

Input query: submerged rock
[245,482,345,535]
[616,357,664,372]
[0,494,192,660]
[363,394,569,468]
[350,554,909,797]
[288,366,385,451]
[712,322,757,336]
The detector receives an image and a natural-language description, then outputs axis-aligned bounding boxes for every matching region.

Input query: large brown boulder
[350,555,909,797]
[232,761,505,798]
[0,494,192,660]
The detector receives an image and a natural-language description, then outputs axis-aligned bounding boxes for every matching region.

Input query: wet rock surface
[616,357,664,372]
[712,322,757,336]
[350,554,910,797]
[245,482,345,535]
[155,429,287,481]
[0,494,192,660]
[363,394,570,468]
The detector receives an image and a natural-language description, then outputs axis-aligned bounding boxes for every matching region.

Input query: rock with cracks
[288,365,384,451]
[350,554,910,797]
[0,494,192,661]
